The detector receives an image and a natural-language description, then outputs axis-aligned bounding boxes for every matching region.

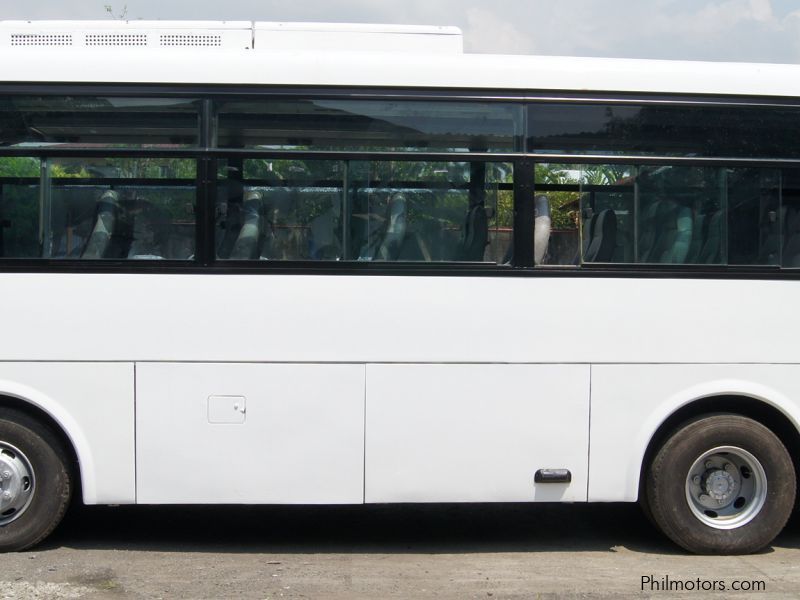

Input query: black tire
[646,414,795,555]
[0,408,72,552]
[639,487,657,528]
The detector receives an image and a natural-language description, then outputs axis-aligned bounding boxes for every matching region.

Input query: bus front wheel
[645,414,795,554]
[0,408,72,552]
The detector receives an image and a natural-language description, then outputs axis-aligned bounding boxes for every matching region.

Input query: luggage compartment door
[365,364,590,503]
[136,363,365,504]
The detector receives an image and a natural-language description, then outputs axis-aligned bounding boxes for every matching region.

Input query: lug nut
[2,491,11,500]
[705,461,714,469]
[1,471,10,480]
[692,476,702,485]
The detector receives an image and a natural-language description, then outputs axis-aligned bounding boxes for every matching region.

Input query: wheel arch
[0,384,95,504]
[638,393,800,503]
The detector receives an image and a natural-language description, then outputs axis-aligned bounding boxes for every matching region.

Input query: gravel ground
[2,503,800,599]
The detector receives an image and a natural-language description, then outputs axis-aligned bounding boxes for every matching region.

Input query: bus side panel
[365,364,590,503]
[135,362,366,504]
[0,362,135,505]
[589,364,800,502]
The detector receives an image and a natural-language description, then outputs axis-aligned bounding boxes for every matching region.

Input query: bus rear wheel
[645,414,795,554]
[0,408,72,552]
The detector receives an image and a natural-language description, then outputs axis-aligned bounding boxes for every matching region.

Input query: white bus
[1,20,800,555]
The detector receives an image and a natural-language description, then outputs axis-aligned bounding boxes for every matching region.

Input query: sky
[1,0,800,63]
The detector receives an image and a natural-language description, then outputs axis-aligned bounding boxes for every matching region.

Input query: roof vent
[85,33,147,47]
[10,33,73,46]
[0,21,252,49]
[160,33,222,47]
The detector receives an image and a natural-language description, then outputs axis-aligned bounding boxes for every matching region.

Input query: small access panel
[207,395,247,424]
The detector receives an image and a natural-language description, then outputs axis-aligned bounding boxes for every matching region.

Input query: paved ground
[3,502,800,599]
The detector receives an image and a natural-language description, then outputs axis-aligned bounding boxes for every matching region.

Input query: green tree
[0,157,38,178]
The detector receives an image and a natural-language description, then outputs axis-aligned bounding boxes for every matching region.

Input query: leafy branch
[103,4,128,19]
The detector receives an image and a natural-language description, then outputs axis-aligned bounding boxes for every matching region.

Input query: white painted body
[136,363,365,504]
[0,274,798,505]
[591,365,800,502]
[0,363,133,504]
[365,364,590,503]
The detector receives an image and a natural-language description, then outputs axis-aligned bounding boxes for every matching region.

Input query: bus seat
[308,205,341,260]
[583,209,617,263]
[697,210,723,264]
[127,199,169,259]
[376,193,408,261]
[647,201,676,262]
[458,199,488,261]
[757,205,784,265]
[685,212,706,264]
[229,190,263,260]
[358,192,408,261]
[637,199,661,262]
[649,201,693,263]
[781,207,800,267]
[666,204,693,263]
[533,194,551,266]
[216,180,244,260]
[260,187,297,260]
[581,207,596,259]
[81,190,122,259]
[612,228,632,263]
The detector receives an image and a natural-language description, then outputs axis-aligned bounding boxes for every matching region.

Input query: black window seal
[0,259,796,281]
[4,82,800,107]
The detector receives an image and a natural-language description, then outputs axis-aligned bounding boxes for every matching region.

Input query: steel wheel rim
[0,442,36,526]
[685,446,767,530]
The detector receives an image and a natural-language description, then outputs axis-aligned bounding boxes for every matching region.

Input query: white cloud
[749,0,774,21]
[665,0,775,35]
[464,8,533,54]
[507,0,800,63]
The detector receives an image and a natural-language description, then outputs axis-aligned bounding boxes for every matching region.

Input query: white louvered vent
[10,33,73,46]
[0,21,252,49]
[85,33,147,46]
[160,34,222,47]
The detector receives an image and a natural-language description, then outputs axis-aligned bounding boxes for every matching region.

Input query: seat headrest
[244,189,263,203]
[99,189,121,206]
[535,194,550,219]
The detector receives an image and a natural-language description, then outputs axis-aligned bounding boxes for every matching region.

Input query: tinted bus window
[528,103,800,159]
[0,157,40,258]
[534,163,782,267]
[215,159,345,261]
[215,158,513,262]
[0,96,201,148]
[216,99,524,153]
[348,161,512,263]
[781,169,800,268]
[0,156,196,260]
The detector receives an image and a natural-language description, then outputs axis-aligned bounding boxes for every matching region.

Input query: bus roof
[1,20,800,98]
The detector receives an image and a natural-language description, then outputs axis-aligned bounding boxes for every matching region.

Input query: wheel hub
[685,446,767,530]
[704,469,737,503]
[0,444,35,526]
